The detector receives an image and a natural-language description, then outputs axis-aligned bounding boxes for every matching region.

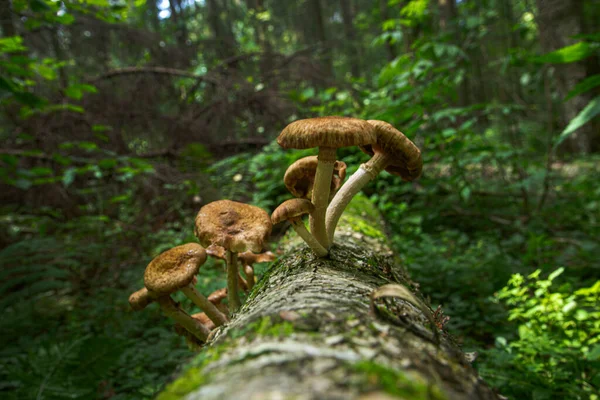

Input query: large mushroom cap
[194,200,272,253]
[360,120,423,181]
[144,243,206,294]
[277,116,376,149]
[284,156,347,198]
[271,198,314,225]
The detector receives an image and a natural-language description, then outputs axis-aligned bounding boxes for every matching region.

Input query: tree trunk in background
[379,0,397,61]
[0,0,16,37]
[206,0,237,60]
[146,0,161,33]
[308,0,333,77]
[246,0,272,53]
[169,0,189,48]
[156,197,500,400]
[340,0,361,77]
[437,0,469,107]
[535,0,595,153]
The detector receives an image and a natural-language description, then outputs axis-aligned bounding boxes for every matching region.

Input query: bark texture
[156,196,499,400]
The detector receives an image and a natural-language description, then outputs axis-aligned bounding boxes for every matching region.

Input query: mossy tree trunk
[157,196,500,400]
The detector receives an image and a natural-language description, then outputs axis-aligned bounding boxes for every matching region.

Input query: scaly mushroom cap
[238,250,276,266]
[360,120,423,181]
[271,198,314,225]
[144,243,206,294]
[277,116,376,149]
[195,200,272,253]
[284,156,348,198]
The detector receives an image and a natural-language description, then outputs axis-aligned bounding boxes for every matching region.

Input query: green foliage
[556,95,600,148]
[478,268,600,400]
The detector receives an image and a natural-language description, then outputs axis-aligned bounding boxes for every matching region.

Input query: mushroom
[284,156,347,201]
[326,120,422,244]
[206,244,250,293]
[277,116,376,249]
[174,312,216,350]
[194,200,272,312]
[238,250,276,289]
[144,243,228,328]
[271,198,328,257]
[208,287,229,314]
[128,287,153,311]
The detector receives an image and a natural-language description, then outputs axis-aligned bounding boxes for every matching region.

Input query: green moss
[155,344,226,400]
[155,366,206,400]
[341,214,385,239]
[351,361,447,400]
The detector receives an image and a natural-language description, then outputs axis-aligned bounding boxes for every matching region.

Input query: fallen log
[156,195,500,400]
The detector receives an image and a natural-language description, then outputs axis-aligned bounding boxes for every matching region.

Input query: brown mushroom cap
[277,116,376,149]
[284,156,347,198]
[144,243,206,294]
[359,120,423,181]
[271,198,314,225]
[238,250,276,266]
[208,288,228,305]
[195,200,272,253]
[129,288,153,311]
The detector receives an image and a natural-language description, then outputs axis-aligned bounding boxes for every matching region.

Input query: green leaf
[64,84,97,100]
[62,167,76,187]
[0,36,26,53]
[14,178,32,190]
[588,345,600,361]
[547,267,564,281]
[29,0,51,12]
[554,95,600,148]
[533,42,597,64]
[564,74,600,101]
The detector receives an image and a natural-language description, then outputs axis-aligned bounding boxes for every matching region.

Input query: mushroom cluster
[127,115,421,347]
[275,116,422,254]
[128,200,274,347]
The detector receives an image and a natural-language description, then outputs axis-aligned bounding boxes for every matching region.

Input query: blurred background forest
[1,0,599,399]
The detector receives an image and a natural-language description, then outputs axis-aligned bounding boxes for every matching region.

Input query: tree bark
[535,0,595,153]
[0,0,16,37]
[308,0,332,77]
[437,0,469,107]
[379,0,397,61]
[340,0,361,77]
[156,196,500,400]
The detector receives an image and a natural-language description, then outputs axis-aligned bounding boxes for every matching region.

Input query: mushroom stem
[156,296,210,342]
[311,146,336,248]
[181,284,229,326]
[291,219,328,257]
[326,154,390,244]
[244,265,255,290]
[226,250,242,312]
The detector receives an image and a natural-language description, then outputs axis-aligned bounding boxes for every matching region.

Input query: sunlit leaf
[554,95,600,148]
[533,42,597,64]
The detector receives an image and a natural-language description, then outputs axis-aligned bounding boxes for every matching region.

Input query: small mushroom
[278,116,376,249]
[208,288,229,314]
[271,198,328,257]
[174,312,216,350]
[144,243,228,328]
[326,120,422,244]
[128,287,153,311]
[284,156,347,201]
[195,200,272,312]
[238,250,276,289]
